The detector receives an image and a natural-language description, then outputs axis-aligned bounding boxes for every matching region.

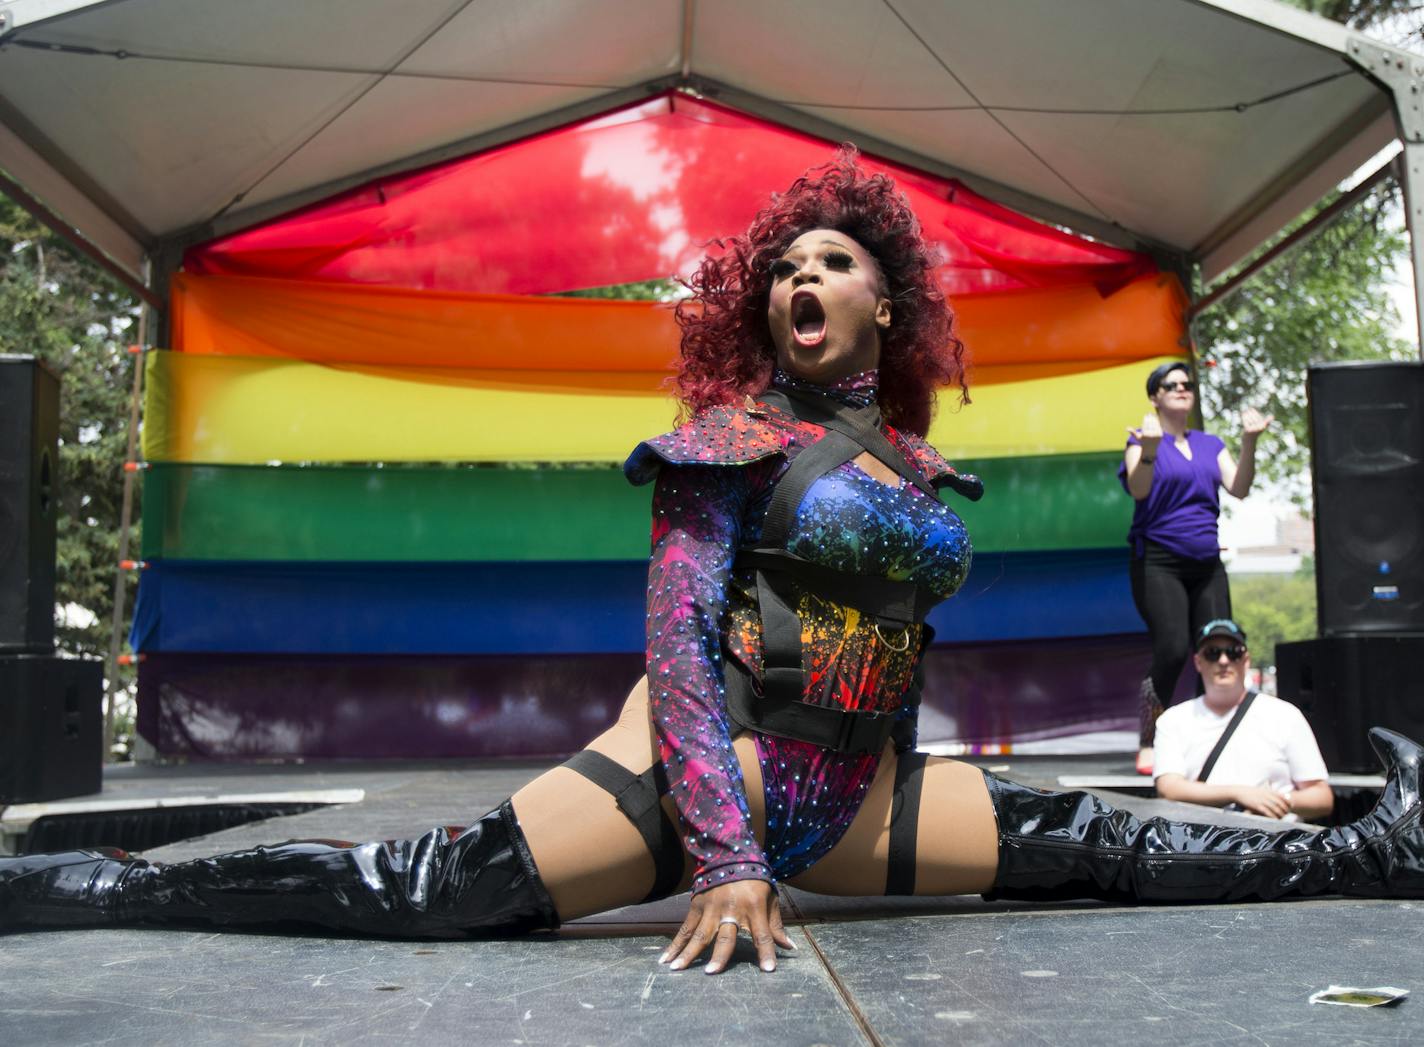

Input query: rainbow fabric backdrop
[133,93,1178,759]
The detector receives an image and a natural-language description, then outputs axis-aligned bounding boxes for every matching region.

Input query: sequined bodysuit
[624,371,972,894]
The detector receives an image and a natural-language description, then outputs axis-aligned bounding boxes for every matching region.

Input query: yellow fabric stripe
[930,355,1172,457]
[142,351,1174,463]
[142,352,680,463]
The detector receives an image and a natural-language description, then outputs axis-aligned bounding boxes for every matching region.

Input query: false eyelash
[768,259,797,277]
[823,250,855,268]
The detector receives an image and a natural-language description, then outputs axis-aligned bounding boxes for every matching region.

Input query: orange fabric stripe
[172,271,1186,373]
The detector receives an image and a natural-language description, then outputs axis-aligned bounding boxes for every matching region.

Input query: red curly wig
[674,148,968,437]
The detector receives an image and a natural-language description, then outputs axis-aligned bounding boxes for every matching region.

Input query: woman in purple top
[1120,360,1273,773]
[6,157,1424,972]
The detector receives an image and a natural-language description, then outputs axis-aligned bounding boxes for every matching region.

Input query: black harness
[722,387,963,755]
[564,393,979,898]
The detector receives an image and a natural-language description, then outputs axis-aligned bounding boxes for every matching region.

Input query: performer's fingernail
[762,961,776,972]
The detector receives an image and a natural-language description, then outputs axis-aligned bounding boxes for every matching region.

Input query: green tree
[1295,1,1423,36]
[0,194,140,748]
[556,278,683,301]
[1228,567,1320,669]
[1193,185,1412,501]
[1195,1,1424,501]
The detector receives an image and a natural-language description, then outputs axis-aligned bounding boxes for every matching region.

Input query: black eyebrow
[778,240,855,259]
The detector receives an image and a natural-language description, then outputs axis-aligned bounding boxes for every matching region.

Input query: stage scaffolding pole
[101,260,148,761]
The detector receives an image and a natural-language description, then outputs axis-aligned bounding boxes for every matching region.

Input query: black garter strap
[886,750,929,895]
[560,750,684,901]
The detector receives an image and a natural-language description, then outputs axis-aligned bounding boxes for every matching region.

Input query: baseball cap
[1196,618,1247,649]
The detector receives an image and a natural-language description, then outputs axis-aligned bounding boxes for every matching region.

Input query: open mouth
[790,290,827,347]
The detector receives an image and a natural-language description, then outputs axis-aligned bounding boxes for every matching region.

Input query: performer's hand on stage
[1240,406,1274,439]
[1233,785,1290,819]
[659,878,794,974]
[1128,412,1163,455]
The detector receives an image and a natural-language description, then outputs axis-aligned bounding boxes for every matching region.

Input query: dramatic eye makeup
[769,245,857,280]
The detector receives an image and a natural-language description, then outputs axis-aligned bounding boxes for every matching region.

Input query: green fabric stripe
[141,464,654,562]
[957,451,1131,553]
[141,452,1130,562]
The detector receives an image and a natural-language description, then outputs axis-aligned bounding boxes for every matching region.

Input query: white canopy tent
[0,0,1420,339]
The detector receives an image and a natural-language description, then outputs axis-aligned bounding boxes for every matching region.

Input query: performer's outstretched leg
[512,676,702,919]
[2,678,702,936]
[986,728,1422,903]
[0,802,557,937]
[794,728,1423,904]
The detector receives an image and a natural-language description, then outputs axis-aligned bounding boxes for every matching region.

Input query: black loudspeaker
[1276,635,1424,772]
[1308,361,1424,634]
[0,654,103,803]
[0,355,59,651]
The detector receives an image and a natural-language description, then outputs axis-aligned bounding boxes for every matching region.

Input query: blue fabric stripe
[130,550,1143,655]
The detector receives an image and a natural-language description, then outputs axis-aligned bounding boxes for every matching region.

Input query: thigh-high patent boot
[985,728,1423,903]
[0,800,558,937]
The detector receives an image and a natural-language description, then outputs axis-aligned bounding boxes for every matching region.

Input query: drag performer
[1121,361,1273,774]
[3,155,1421,974]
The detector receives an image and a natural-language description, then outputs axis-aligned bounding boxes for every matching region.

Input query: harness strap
[886,750,929,895]
[754,567,808,706]
[724,659,897,755]
[560,750,683,901]
[737,548,942,626]
[758,427,862,549]
[759,388,937,499]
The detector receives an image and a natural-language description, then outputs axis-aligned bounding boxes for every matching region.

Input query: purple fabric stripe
[136,635,1150,761]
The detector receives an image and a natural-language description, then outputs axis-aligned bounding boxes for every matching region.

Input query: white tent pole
[1346,35,1424,356]
[1398,143,1424,354]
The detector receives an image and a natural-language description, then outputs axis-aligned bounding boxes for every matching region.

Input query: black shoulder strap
[758,428,862,549]
[757,388,937,499]
[1196,691,1258,783]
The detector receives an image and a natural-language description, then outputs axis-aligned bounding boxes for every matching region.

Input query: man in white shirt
[1154,618,1334,821]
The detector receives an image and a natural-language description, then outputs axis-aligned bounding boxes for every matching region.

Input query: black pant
[1129,540,1231,709]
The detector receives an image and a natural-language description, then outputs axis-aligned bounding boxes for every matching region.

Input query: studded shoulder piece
[624,399,823,486]
[886,427,984,502]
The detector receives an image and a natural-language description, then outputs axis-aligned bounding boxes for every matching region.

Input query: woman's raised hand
[1128,412,1163,454]
[659,877,794,975]
[1241,407,1274,438]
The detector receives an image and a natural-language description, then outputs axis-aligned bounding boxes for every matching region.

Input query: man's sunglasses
[1159,380,1195,393]
[1201,644,1246,662]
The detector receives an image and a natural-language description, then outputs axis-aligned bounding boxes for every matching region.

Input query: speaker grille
[1309,363,1424,635]
[0,357,58,650]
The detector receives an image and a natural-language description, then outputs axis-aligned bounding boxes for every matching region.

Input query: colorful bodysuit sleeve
[646,461,774,893]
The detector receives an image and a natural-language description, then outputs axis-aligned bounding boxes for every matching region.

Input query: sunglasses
[1201,644,1246,662]
[1159,380,1195,393]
